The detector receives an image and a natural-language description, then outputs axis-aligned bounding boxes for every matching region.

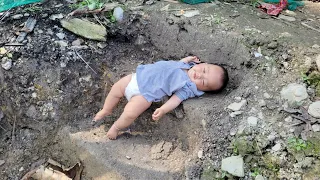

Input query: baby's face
[188,63,223,91]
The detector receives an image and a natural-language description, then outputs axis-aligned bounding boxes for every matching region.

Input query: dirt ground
[0,0,320,179]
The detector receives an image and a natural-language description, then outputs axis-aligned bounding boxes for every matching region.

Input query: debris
[182,10,200,18]
[16,17,37,43]
[125,156,131,160]
[74,50,98,74]
[1,57,12,70]
[280,83,308,108]
[113,7,124,22]
[145,0,155,5]
[56,32,65,40]
[301,22,320,33]
[263,0,304,11]
[227,100,247,111]
[55,40,68,48]
[247,116,258,126]
[312,44,320,49]
[197,150,203,159]
[61,18,107,41]
[284,10,296,16]
[0,160,5,166]
[230,111,243,117]
[278,14,296,22]
[254,51,263,58]
[221,156,244,177]
[4,43,25,46]
[19,167,24,172]
[272,143,282,151]
[311,124,320,132]
[21,159,83,180]
[0,0,42,12]
[259,99,266,107]
[68,3,119,17]
[259,0,287,16]
[308,101,320,118]
[49,13,64,20]
[12,14,23,20]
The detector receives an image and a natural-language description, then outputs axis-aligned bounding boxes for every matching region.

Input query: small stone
[247,116,258,127]
[255,175,265,180]
[282,53,289,61]
[126,155,131,160]
[0,160,5,166]
[55,40,68,48]
[72,39,84,46]
[97,43,107,49]
[12,14,23,19]
[24,13,30,17]
[267,41,278,49]
[258,112,264,120]
[31,93,37,98]
[230,111,243,117]
[272,143,282,152]
[198,150,203,159]
[56,32,65,40]
[311,124,320,132]
[0,47,7,54]
[284,10,297,16]
[234,97,242,101]
[284,116,293,122]
[263,92,271,99]
[278,14,296,22]
[221,156,244,177]
[1,57,12,70]
[312,44,320,49]
[308,101,320,118]
[280,83,308,108]
[19,167,24,172]
[227,100,247,111]
[50,13,64,20]
[230,128,237,136]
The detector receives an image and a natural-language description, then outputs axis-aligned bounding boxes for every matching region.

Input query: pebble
[227,100,247,111]
[272,143,282,152]
[31,93,37,98]
[284,116,293,122]
[230,128,237,136]
[255,175,265,180]
[280,83,308,108]
[24,13,30,17]
[221,156,244,177]
[72,39,84,46]
[263,92,271,99]
[0,47,7,54]
[19,167,24,172]
[278,14,296,22]
[56,32,65,40]
[50,13,64,20]
[197,150,203,159]
[1,57,12,70]
[247,116,258,127]
[267,41,278,49]
[12,14,23,20]
[55,41,68,47]
[125,155,131,160]
[0,160,5,166]
[312,44,320,49]
[230,111,243,117]
[258,112,264,120]
[308,101,320,118]
[284,10,297,16]
[311,124,320,132]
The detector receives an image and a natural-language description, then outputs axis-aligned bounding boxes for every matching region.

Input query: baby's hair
[200,62,229,93]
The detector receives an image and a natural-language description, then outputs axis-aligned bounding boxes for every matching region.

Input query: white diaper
[125,73,141,101]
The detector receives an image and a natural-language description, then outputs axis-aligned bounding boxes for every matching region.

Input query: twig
[166,8,197,11]
[163,0,179,3]
[301,22,320,33]
[68,3,119,17]
[74,50,98,74]
[12,115,16,144]
[0,124,6,131]
[93,14,103,27]
[0,8,11,22]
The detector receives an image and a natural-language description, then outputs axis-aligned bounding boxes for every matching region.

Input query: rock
[272,143,282,152]
[255,175,265,180]
[125,155,131,160]
[61,18,107,41]
[19,167,24,172]
[284,10,297,16]
[12,14,23,20]
[113,7,124,22]
[267,41,278,49]
[282,53,289,61]
[230,111,243,117]
[183,10,200,18]
[227,100,247,111]
[134,35,147,45]
[230,128,237,136]
[50,13,64,20]
[197,150,203,159]
[26,105,38,119]
[1,57,12,70]
[280,83,308,108]
[284,116,293,122]
[56,32,65,40]
[24,13,30,17]
[278,14,296,22]
[97,43,107,49]
[316,54,320,71]
[312,44,320,49]
[72,39,84,46]
[0,47,7,54]
[258,99,266,107]
[247,116,258,127]
[221,156,244,177]
[263,92,271,99]
[308,101,320,118]
[0,160,5,166]
[312,124,320,132]
[233,137,255,155]
[55,40,68,48]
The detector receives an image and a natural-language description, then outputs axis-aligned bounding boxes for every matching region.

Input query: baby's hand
[152,108,165,121]
[180,56,201,63]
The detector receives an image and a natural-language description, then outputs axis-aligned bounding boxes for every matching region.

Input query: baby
[93,56,229,139]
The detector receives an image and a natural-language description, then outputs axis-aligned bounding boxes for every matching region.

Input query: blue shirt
[136,60,204,102]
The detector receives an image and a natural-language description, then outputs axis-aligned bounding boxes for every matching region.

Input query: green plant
[250,168,260,177]
[288,137,307,151]
[23,5,42,12]
[71,0,104,10]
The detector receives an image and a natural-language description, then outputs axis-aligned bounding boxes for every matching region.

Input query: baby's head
[187,63,229,92]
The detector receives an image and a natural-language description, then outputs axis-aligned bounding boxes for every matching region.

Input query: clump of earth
[0,0,320,179]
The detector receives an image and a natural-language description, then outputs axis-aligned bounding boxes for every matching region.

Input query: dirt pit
[0,5,253,179]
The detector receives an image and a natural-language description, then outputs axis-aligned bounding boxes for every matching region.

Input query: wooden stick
[74,50,98,74]
[301,22,320,33]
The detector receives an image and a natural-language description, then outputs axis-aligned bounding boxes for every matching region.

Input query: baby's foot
[93,109,111,121]
[107,125,120,140]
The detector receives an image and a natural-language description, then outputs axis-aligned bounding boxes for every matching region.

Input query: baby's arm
[180,56,201,63]
[152,95,182,121]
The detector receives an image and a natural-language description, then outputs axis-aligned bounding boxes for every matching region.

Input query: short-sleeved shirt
[136,60,204,102]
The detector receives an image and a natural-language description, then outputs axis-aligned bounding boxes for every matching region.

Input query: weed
[71,0,104,10]
[23,5,42,12]
[250,168,260,177]
[288,137,307,151]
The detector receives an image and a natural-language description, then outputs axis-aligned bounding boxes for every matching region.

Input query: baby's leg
[94,74,132,121]
[107,95,152,139]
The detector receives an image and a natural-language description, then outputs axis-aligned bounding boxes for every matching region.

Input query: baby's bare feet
[107,125,119,140]
[93,109,111,121]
